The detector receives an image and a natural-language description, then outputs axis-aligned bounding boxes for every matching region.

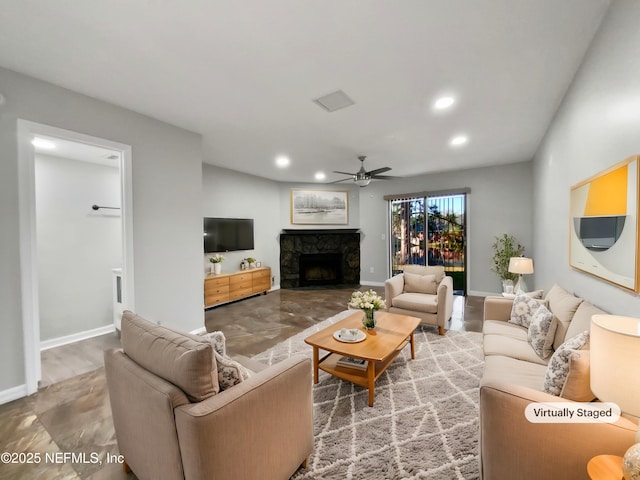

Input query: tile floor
[0,287,484,479]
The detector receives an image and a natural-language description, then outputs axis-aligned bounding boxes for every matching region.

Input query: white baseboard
[0,384,28,405]
[360,280,385,287]
[40,324,116,351]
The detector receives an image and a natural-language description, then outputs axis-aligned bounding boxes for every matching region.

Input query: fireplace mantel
[281,229,359,235]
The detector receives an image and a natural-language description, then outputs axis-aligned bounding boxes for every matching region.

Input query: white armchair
[384,265,454,335]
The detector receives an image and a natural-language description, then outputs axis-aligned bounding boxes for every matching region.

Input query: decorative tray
[333,329,366,343]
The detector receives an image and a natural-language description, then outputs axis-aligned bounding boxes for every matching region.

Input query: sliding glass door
[390,192,466,294]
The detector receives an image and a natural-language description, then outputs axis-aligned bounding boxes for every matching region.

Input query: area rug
[252,310,484,480]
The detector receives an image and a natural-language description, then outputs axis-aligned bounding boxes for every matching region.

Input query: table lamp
[508,257,534,294]
[591,315,640,480]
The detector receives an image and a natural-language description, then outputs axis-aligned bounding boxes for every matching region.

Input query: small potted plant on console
[209,254,224,274]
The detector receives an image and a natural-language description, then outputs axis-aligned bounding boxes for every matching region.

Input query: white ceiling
[0,0,611,184]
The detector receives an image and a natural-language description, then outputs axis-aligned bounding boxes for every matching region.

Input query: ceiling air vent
[312,90,355,112]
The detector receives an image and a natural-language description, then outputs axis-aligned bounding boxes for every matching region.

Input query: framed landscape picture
[569,155,639,292]
[291,189,348,225]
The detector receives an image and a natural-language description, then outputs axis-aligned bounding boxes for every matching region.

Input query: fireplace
[299,253,342,286]
[280,229,360,288]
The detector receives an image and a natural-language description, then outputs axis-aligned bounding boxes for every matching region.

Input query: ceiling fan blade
[327,177,353,184]
[367,167,391,176]
[371,174,396,180]
[333,170,357,176]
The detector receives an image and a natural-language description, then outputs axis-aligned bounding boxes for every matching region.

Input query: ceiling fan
[331,156,394,187]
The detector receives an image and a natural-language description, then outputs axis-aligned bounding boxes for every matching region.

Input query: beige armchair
[104,311,313,480]
[384,265,454,335]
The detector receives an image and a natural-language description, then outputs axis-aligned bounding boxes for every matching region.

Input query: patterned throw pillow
[543,331,590,396]
[509,293,544,328]
[527,289,544,300]
[213,350,251,391]
[203,331,227,356]
[527,304,557,359]
[202,331,251,391]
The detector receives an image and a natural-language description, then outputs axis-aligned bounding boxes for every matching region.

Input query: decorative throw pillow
[403,272,438,294]
[526,289,544,300]
[509,293,544,328]
[203,331,227,356]
[560,350,596,402]
[543,331,590,396]
[213,351,251,391]
[527,304,557,359]
[401,265,445,284]
[202,331,251,391]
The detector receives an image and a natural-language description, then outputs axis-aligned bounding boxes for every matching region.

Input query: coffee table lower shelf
[317,339,409,406]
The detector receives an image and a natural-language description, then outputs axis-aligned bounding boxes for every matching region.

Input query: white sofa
[384,265,454,335]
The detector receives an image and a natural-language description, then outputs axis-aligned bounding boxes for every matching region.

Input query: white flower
[348,289,386,311]
[210,254,225,263]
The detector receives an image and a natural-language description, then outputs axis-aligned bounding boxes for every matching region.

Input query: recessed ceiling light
[275,155,290,168]
[32,137,56,150]
[434,96,455,110]
[315,172,326,181]
[450,135,468,147]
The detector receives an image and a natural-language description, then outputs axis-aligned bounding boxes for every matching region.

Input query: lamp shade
[590,315,640,417]
[508,257,534,275]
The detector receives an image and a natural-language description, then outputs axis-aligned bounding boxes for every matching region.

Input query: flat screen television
[204,217,254,252]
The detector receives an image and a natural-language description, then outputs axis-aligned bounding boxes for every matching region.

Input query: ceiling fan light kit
[355,176,371,187]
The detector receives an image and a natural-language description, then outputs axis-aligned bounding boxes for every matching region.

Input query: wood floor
[40,333,122,388]
[2,288,484,479]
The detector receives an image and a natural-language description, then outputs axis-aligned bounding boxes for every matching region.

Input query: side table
[587,455,624,480]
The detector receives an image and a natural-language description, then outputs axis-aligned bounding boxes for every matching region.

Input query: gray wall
[35,154,121,341]
[202,165,361,288]
[0,66,203,394]
[532,0,640,315]
[202,164,281,285]
[203,161,533,294]
[358,162,534,293]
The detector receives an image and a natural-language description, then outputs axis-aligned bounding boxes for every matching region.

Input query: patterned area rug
[252,310,484,480]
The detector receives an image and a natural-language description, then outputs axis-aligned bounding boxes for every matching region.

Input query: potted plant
[209,254,224,275]
[490,234,524,292]
[245,257,257,268]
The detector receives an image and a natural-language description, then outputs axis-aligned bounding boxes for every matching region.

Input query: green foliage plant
[491,234,524,281]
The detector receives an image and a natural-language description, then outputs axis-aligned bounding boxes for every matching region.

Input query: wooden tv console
[204,267,271,308]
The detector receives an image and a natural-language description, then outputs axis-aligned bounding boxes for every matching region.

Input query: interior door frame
[17,119,135,394]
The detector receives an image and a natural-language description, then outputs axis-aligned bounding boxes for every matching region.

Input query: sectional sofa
[479,284,638,480]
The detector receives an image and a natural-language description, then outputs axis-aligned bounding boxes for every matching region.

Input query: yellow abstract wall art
[569,156,639,292]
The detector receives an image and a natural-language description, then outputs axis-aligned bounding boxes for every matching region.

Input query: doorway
[389,192,467,295]
[18,120,134,394]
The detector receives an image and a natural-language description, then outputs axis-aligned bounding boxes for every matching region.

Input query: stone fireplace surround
[279,229,361,289]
